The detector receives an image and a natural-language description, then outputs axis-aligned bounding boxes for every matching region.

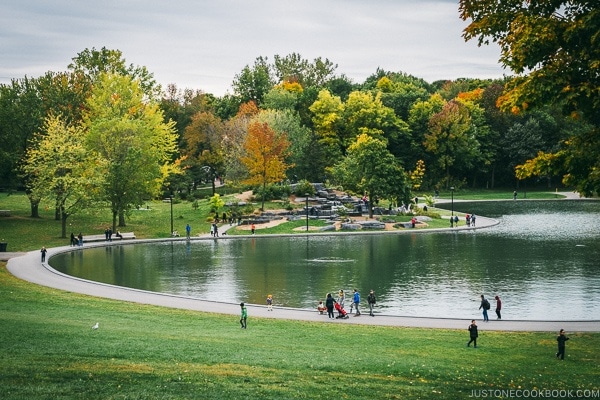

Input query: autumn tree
[84,73,179,229]
[460,1,600,195]
[343,90,411,161]
[182,111,225,195]
[21,115,102,237]
[330,133,409,218]
[309,89,345,171]
[241,121,291,210]
[252,109,311,182]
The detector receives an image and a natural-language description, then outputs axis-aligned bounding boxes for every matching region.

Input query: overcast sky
[1,0,507,96]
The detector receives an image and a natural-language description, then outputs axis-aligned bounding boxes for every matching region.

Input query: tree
[241,121,291,211]
[424,100,476,187]
[84,73,179,229]
[343,90,411,161]
[309,89,345,170]
[273,53,337,87]
[459,1,600,195]
[21,115,101,237]
[69,46,160,99]
[252,109,311,182]
[330,133,409,218]
[182,111,225,195]
[232,57,274,106]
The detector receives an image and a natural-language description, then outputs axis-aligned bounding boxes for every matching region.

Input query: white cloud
[0,0,506,96]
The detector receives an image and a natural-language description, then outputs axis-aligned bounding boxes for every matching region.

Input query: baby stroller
[334,302,349,319]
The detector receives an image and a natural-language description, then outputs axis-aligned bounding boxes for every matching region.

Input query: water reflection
[51,200,600,320]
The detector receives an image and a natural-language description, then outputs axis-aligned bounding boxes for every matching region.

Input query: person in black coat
[467,320,479,348]
[556,329,569,360]
[325,293,335,319]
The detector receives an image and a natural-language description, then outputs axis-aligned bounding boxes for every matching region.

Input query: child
[240,302,247,329]
[317,301,327,314]
[467,320,478,348]
[556,329,569,360]
[266,294,273,311]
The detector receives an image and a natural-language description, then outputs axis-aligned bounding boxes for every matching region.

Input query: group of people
[465,213,476,227]
[478,294,502,322]
[70,232,83,246]
[472,294,570,359]
[317,289,378,319]
[239,292,570,359]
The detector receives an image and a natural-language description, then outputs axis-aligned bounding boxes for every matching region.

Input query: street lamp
[450,187,455,227]
[170,194,174,236]
[305,193,309,232]
[450,187,455,215]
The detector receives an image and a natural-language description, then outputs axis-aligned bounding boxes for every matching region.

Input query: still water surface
[51,200,600,320]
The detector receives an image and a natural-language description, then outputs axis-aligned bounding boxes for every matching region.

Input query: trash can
[0,242,7,252]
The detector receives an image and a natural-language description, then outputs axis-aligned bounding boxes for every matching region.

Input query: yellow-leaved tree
[241,121,291,211]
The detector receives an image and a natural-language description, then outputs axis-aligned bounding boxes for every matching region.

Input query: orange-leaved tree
[241,121,291,211]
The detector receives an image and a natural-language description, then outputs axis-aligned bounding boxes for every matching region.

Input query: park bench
[83,232,136,243]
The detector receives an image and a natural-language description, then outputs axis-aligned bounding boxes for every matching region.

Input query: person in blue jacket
[352,289,361,316]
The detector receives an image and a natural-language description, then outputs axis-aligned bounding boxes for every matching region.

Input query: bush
[252,183,292,202]
[294,180,315,196]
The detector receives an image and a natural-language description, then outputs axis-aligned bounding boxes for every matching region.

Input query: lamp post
[170,194,174,236]
[450,187,455,216]
[305,193,309,232]
[450,187,455,227]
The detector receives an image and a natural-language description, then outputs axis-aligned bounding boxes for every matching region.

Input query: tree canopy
[460,0,600,195]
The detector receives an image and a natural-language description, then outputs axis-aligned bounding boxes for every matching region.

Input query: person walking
[186,223,191,239]
[471,214,476,226]
[352,289,361,316]
[556,329,569,360]
[479,295,490,322]
[325,293,335,319]
[240,302,247,329]
[251,224,255,235]
[467,320,479,347]
[266,294,273,311]
[367,290,377,316]
[40,246,47,262]
[494,295,502,319]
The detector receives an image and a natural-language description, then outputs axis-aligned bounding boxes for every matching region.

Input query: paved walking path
[4,193,599,332]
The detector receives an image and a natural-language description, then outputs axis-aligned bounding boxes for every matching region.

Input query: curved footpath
[5,197,600,332]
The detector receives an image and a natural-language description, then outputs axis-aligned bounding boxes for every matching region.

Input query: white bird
[92,322,99,330]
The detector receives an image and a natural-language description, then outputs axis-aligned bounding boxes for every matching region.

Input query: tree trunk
[112,210,118,233]
[118,211,126,227]
[61,211,68,239]
[30,200,39,218]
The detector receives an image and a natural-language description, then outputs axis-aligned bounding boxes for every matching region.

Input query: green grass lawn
[1,265,598,400]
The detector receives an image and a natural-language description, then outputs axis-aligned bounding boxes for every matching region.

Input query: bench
[0,210,11,217]
[83,232,136,243]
